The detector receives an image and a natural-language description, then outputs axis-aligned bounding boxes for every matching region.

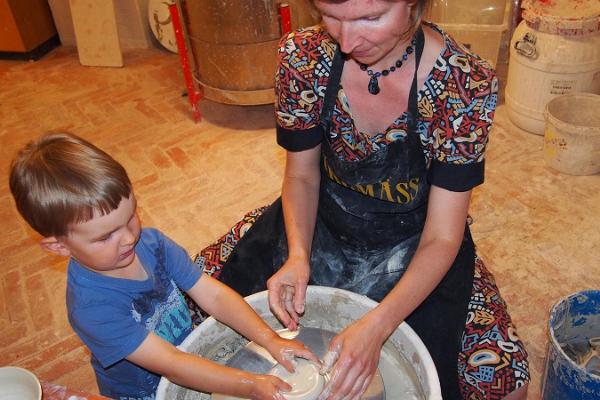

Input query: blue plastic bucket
[542,290,600,399]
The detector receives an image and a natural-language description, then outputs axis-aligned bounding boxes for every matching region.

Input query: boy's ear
[40,237,71,257]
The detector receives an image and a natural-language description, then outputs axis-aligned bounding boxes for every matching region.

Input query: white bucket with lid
[505,0,600,135]
[544,92,600,175]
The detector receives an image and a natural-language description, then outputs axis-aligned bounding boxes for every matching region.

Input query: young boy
[9,132,317,400]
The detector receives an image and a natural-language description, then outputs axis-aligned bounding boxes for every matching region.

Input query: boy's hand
[264,334,320,372]
[247,374,291,400]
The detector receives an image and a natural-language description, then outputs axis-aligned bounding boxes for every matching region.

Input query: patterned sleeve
[425,49,498,192]
[275,27,335,151]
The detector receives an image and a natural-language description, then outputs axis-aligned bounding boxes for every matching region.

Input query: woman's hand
[267,256,311,330]
[264,334,320,372]
[317,313,388,400]
[247,374,291,400]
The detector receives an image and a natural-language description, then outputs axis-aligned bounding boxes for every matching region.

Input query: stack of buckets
[505,0,600,175]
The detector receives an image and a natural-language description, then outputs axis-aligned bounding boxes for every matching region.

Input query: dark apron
[219,28,475,399]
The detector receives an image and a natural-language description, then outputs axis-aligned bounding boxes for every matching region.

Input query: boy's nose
[121,228,136,245]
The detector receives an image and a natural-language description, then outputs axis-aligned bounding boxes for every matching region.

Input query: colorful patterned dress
[195,23,530,400]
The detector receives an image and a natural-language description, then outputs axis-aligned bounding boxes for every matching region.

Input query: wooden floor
[1,46,599,399]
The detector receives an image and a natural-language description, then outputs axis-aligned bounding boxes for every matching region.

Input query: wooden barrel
[182,0,319,105]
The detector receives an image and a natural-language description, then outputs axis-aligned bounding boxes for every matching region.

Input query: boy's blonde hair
[9,132,132,237]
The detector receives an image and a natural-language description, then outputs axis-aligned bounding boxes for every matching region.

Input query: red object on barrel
[279,3,292,35]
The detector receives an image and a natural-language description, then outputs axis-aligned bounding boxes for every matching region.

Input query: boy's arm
[127,332,289,399]
[188,275,318,370]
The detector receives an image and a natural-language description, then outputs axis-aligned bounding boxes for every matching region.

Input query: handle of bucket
[514,32,537,59]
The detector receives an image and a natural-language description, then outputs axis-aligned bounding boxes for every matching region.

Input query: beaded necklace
[358,33,418,95]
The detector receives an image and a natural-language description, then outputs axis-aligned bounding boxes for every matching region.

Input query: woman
[209,0,530,399]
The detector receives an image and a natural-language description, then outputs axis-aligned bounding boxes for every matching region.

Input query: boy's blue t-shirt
[66,228,202,400]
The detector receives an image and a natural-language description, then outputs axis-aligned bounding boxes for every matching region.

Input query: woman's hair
[315,0,429,37]
[408,0,428,34]
[9,132,132,237]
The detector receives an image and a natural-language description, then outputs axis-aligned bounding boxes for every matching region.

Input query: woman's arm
[267,146,322,330]
[318,185,472,399]
[371,185,471,336]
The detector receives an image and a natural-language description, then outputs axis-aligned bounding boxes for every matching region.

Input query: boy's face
[47,194,141,276]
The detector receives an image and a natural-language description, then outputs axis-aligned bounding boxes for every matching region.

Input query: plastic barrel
[542,290,600,399]
[505,0,600,135]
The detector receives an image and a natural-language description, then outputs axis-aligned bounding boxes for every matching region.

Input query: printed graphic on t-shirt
[130,244,192,345]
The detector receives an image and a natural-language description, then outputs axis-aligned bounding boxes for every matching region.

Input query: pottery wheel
[212,327,385,400]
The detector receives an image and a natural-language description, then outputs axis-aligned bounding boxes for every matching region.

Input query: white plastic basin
[156,286,441,400]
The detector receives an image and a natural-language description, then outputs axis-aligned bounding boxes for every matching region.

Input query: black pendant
[368,76,380,95]
[359,33,418,96]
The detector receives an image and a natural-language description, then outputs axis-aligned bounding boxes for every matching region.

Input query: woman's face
[314,0,414,66]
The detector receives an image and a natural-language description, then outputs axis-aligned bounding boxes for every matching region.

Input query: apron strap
[407,26,425,129]
[320,47,345,131]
